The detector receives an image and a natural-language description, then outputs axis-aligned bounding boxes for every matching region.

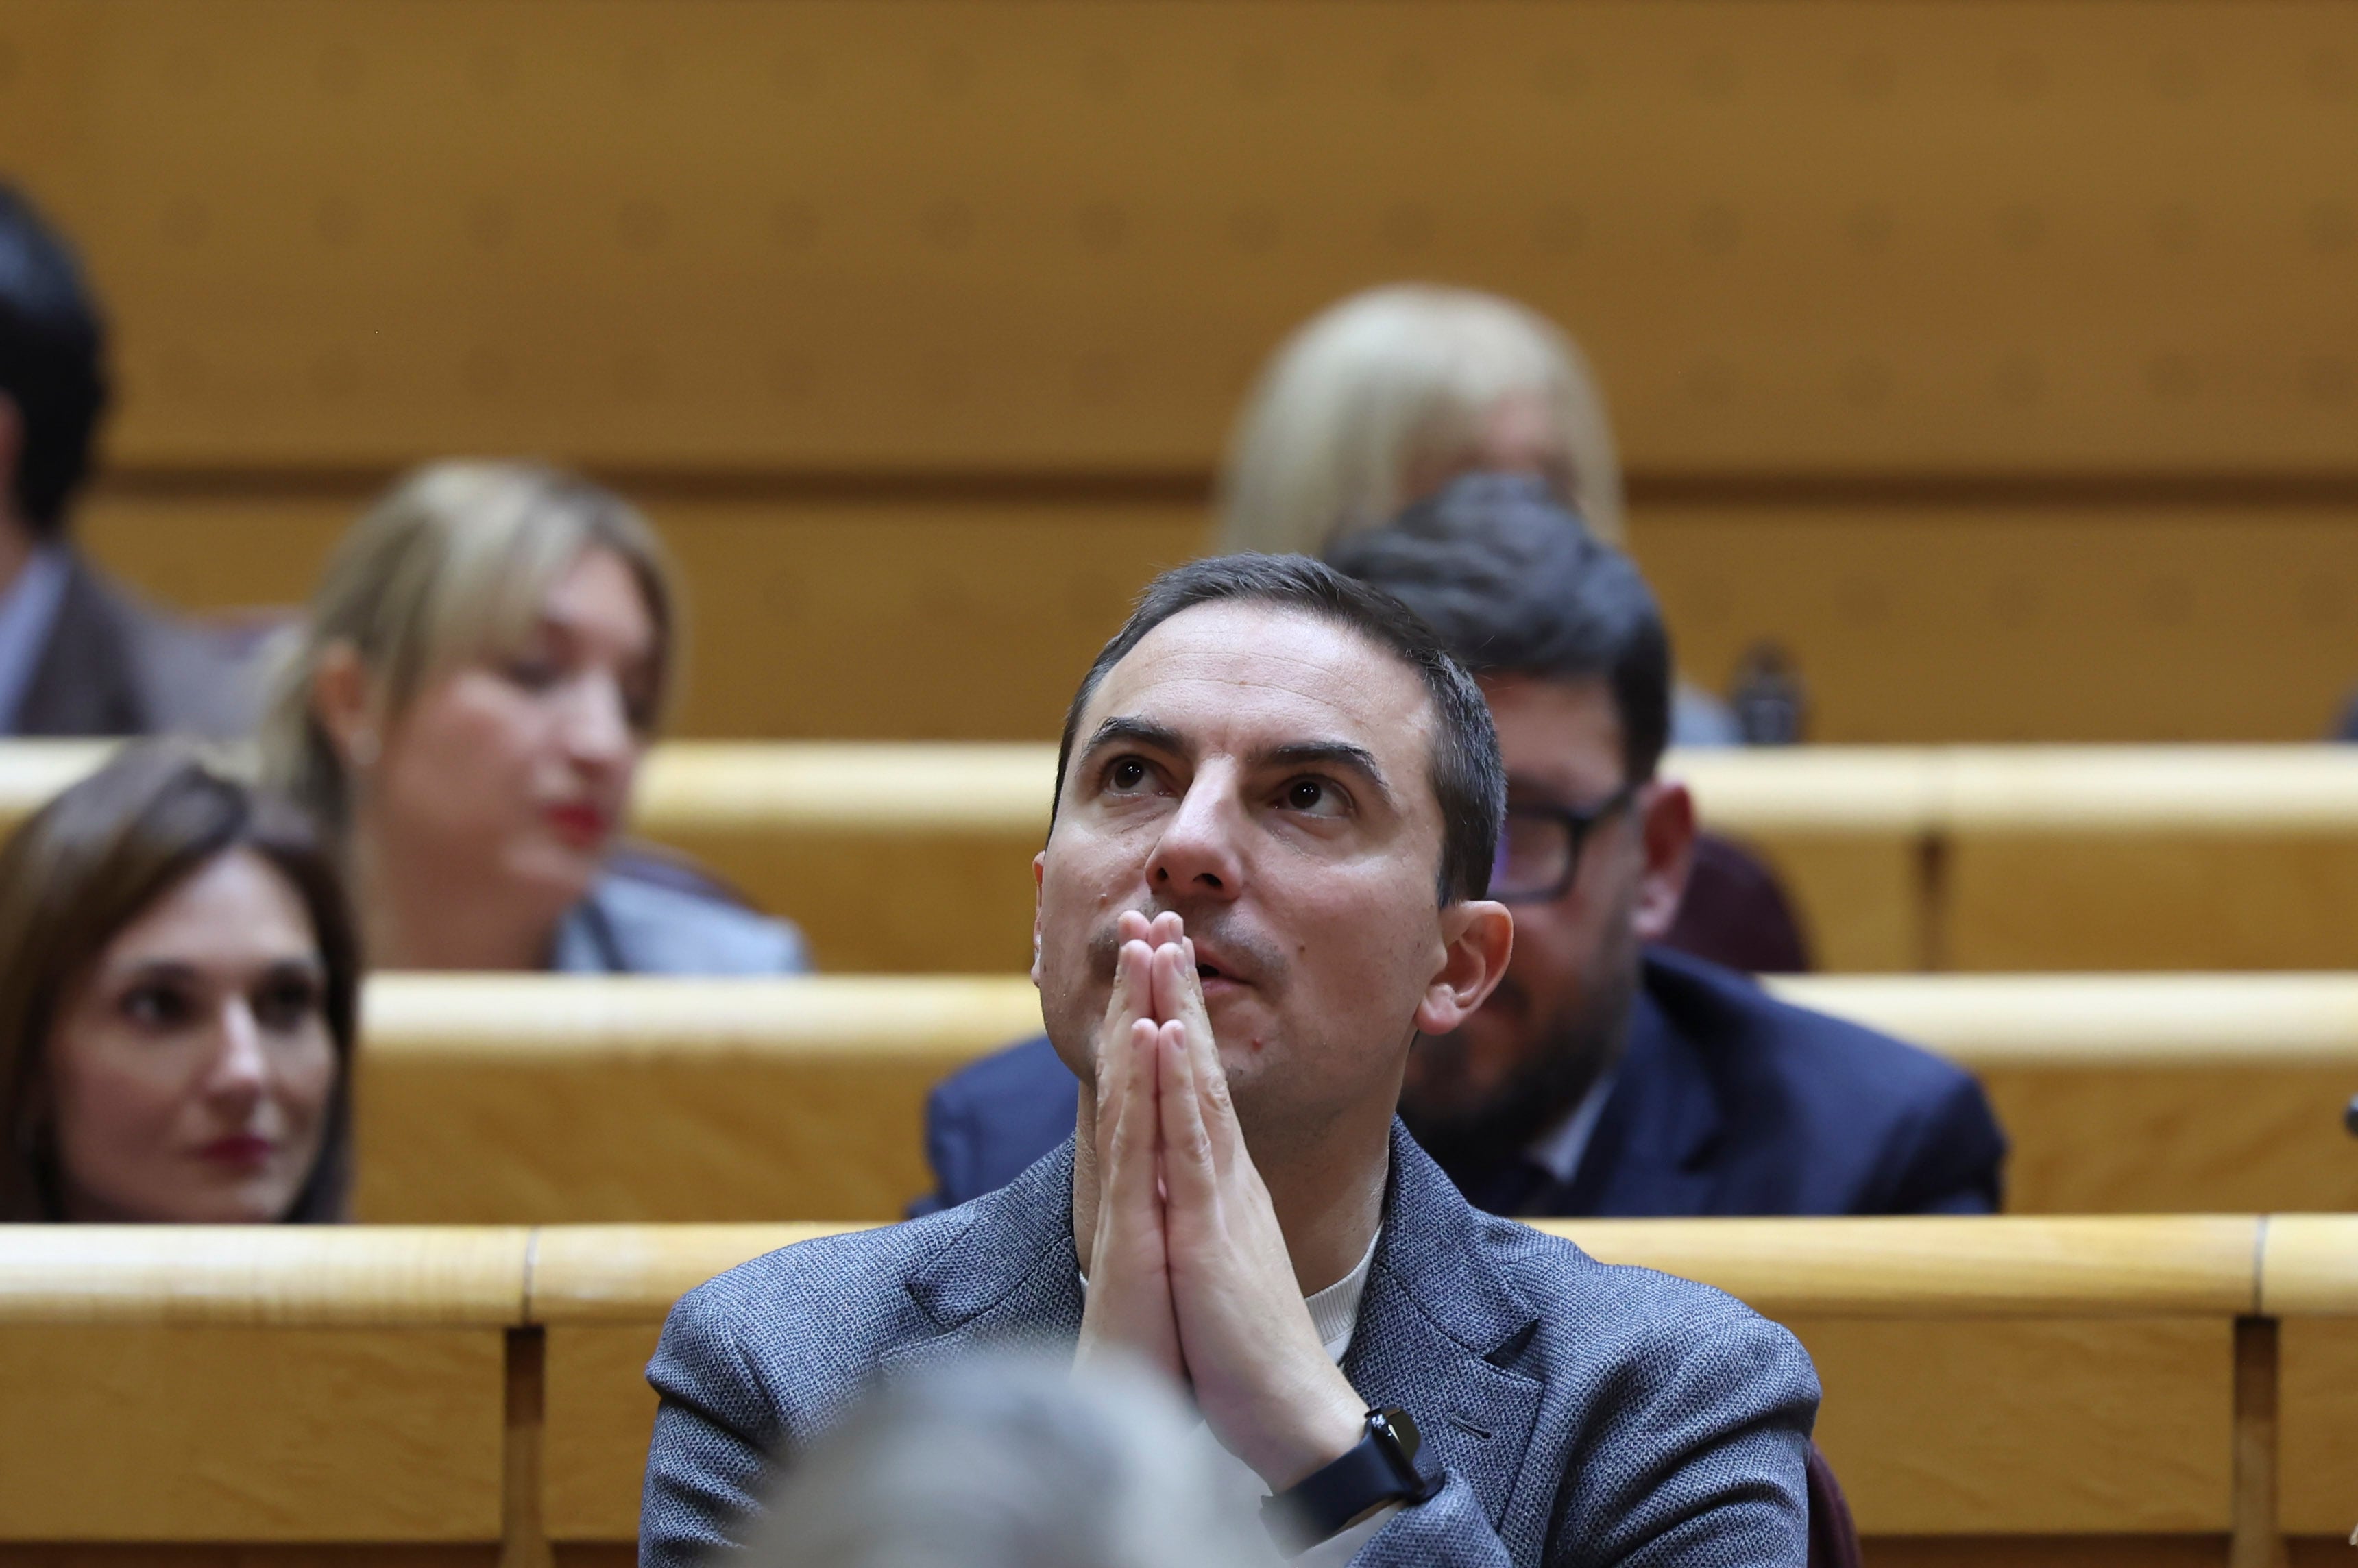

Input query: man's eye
[1106,757,1152,793]
[1283,778,1348,818]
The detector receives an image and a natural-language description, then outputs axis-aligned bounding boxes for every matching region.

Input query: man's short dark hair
[0,186,108,535]
[1325,474,1673,784]
[1053,554,1504,905]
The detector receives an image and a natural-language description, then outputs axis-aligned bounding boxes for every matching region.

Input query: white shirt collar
[1524,1067,1619,1187]
[1304,1224,1381,1358]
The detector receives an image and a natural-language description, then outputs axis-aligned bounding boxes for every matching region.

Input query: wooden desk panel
[1797,1316,2234,1534]
[352,980,1042,1223]
[0,1327,505,1541]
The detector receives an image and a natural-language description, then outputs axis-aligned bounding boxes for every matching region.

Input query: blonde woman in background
[262,461,808,975]
[1219,284,1738,746]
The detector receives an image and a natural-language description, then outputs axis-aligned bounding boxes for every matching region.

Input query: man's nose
[1147,770,1245,901]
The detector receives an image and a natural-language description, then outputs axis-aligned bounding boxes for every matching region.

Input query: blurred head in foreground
[0,742,358,1221]
[1327,474,1692,1177]
[263,461,674,970]
[1217,283,1622,556]
[749,1355,1278,1568]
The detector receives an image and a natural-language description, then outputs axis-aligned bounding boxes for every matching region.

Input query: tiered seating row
[16,739,2358,973]
[3,1218,2353,1565]
[347,971,2358,1223]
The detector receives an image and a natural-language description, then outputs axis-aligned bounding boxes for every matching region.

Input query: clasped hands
[1074,909,1368,1492]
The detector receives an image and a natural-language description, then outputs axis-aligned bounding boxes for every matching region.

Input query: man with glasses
[1326,476,2003,1217]
[916,475,2002,1221]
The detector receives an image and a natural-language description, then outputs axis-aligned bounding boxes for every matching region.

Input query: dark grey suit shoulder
[17,554,264,739]
[643,1125,1818,1567]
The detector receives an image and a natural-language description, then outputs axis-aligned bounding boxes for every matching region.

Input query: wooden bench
[19,740,2358,974]
[349,971,2358,1224]
[5,1217,2345,1567]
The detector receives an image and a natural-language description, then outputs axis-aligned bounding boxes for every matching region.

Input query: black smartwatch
[1261,1408,1443,1556]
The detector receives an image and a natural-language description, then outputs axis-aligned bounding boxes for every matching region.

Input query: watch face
[1381,1408,1422,1462]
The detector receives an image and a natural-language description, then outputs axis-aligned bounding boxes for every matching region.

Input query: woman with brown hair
[0,741,358,1222]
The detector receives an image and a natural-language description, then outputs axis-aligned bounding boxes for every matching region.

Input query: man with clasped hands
[640,556,1819,1565]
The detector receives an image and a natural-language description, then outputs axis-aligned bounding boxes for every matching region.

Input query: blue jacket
[642,1122,1819,1567]
[548,866,810,975]
[916,948,2004,1218]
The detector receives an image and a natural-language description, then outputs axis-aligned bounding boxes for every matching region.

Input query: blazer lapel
[1564,983,1725,1217]
[1342,1125,1547,1539]
[879,1137,1085,1379]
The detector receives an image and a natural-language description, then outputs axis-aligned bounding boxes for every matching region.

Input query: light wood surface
[343,971,2358,1221]
[20,741,2358,972]
[16,1,2350,476]
[0,1217,2344,1549]
[1537,1216,2259,1318]
[2278,1318,2358,1538]
[0,1326,506,1541]
[354,979,1041,1222]
[1796,1316,2235,1534]
[0,1225,529,1325]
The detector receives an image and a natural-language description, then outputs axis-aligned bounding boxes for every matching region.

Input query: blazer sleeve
[1880,1068,2009,1216]
[640,1285,783,1568]
[1549,1306,1814,1568]
[906,1075,975,1218]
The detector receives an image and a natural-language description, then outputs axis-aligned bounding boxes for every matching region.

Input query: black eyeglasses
[1490,784,1640,903]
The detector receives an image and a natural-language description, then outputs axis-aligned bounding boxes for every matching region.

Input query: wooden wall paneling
[2260,1215,2358,1540]
[0,1551,505,1568]
[351,978,1043,1223]
[2277,1318,2358,1537]
[542,1326,666,1543]
[1974,1063,2358,1213]
[0,1326,506,1541]
[7,1,2347,474]
[1947,837,2358,970]
[1846,1543,2230,1568]
[1788,1316,2235,1535]
[1638,506,2358,746]
[76,491,2358,748]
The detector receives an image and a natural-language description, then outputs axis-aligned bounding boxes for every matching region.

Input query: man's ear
[1631,779,1698,942]
[1030,850,1047,990]
[1413,899,1514,1036]
[308,642,379,768]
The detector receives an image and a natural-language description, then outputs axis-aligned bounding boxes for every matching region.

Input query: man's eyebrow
[1080,715,1189,759]
[1259,739,1397,808]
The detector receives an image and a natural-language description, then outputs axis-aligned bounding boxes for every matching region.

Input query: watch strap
[1261,1408,1441,1556]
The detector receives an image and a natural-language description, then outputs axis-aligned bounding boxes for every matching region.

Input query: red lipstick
[545,802,609,848]
[197,1134,274,1170]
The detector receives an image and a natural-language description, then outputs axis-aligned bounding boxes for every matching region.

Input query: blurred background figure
[0,741,356,1222]
[1215,282,1740,748]
[0,186,261,739]
[262,461,809,974]
[1330,476,2002,1217]
[746,1354,1280,1568]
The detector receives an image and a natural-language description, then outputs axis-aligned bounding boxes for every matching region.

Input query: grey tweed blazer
[641,1122,1819,1567]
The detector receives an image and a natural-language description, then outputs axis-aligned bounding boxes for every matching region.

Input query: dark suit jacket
[14,554,262,739]
[914,948,2005,1218]
[643,1123,1819,1567]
